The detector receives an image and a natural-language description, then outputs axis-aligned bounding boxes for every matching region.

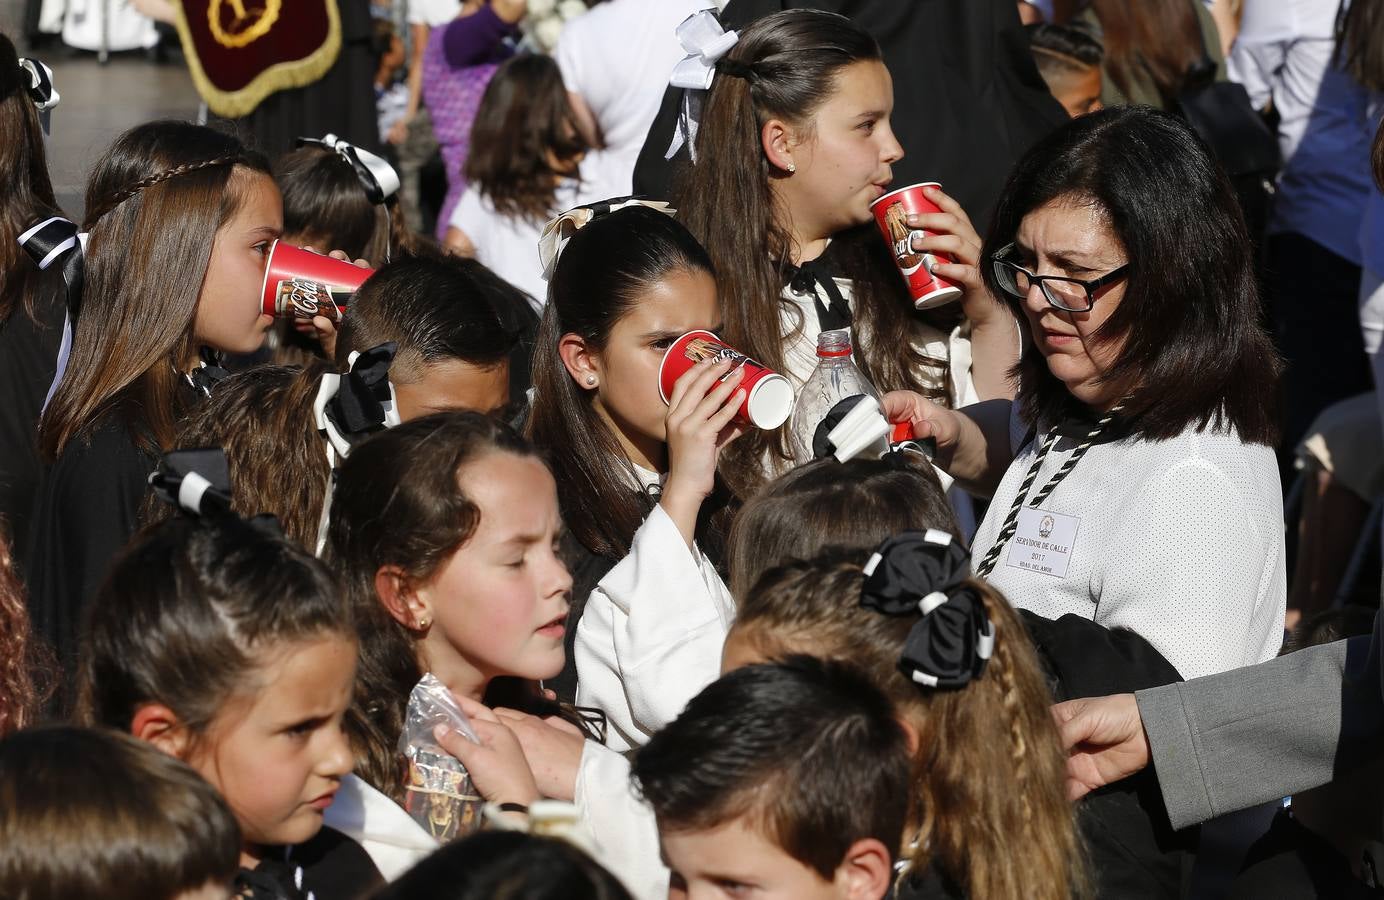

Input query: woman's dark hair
[146,362,334,551]
[632,655,911,881]
[527,206,721,559]
[675,10,950,491]
[1088,0,1207,105]
[465,53,588,226]
[0,726,240,900]
[983,105,1280,445]
[323,412,549,799]
[276,144,415,265]
[1337,0,1384,94]
[727,453,958,600]
[77,514,351,738]
[336,253,524,385]
[372,831,632,900]
[0,32,62,323]
[39,120,273,461]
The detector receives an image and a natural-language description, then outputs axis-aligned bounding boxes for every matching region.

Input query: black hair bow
[18,215,83,321]
[860,531,994,690]
[319,341,398,458]
[148,448,233,517]
[786,256,852,332]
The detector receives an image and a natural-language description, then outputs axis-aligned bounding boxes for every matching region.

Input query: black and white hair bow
[312,342,400,550]
[18,56,58,134]
[296,133,401,205]
[811,395,935,463]
[538,197,675,281]
[18,216,86,412]
[860,531,995,690]
[665,9,740,161]
[148,448,234,517]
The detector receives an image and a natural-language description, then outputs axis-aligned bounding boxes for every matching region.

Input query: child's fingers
[921,184,974,227]
[669,357,734,413]
[707,386,745,433]
[666,357,713,409]
[716,420,750,449]
[686,364,744,425]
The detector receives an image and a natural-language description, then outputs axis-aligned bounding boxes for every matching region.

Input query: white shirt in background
[451,178,603,310]
[407,0,461,27]
[971,410,1286,681]
[554,0,714,196]
[1228,0,1376,263]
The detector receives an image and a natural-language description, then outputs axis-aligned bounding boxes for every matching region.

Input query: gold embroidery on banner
[207,0,282,49]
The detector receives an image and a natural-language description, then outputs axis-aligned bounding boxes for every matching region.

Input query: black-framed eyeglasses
[988,243,1130,313]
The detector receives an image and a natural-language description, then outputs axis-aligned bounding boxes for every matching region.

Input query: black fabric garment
[893,864,968,900]
[1266,231,1370,472]
[1021,611,1198,900]
[786,242,854,332]
[632,0,1068,231]
[0,272,65,563]
[23,412,157,684]
[1230,808,1384,900]
[240,826,385,900]
[213,0,381,161]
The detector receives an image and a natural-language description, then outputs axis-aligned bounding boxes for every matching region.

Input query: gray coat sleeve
[1135,613,1384,831]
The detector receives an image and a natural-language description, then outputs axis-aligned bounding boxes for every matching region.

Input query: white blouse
[971,410,1287,680]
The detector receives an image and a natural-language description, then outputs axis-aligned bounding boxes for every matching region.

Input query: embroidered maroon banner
[174,0,342,118]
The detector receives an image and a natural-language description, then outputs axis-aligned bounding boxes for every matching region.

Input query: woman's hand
[882,390,962,466]
[492,707,585,802]
[908,185,1005,327]
[661,357,748,548]
[434,694,541,807]
[1051,694,1150,801]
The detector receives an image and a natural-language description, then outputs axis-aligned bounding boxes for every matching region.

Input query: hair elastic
[537,197,675,281]
[147,449,282,540]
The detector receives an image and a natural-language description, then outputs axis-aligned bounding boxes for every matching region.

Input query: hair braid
[85,154,244,225]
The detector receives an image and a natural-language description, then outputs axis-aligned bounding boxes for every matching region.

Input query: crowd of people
[2,0,1384,898]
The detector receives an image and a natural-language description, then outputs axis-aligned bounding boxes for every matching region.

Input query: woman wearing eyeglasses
[885,105,1286,681]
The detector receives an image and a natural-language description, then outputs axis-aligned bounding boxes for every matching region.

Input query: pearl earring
[418,616,430,630]
[586,375,597,386]
[786,163,796,173]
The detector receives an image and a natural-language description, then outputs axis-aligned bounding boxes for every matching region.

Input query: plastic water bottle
[789,329,880,462]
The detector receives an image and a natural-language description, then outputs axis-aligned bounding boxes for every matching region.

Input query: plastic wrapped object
[398,673,484,842]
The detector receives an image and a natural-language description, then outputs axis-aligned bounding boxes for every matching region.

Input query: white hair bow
[665,9,739,161]
[538,197,675,282]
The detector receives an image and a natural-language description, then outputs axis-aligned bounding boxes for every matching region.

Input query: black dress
[23,410,160,682]
[633,0,1068,231]
[0,272,65,562]
[238,826,385,900]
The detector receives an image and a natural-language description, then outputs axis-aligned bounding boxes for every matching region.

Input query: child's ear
[130,703,191,759]
[897,717,921,755]
[558,332,601,390]
[375,564,430,631]
[760,118,797,174]
[838,837,894,900]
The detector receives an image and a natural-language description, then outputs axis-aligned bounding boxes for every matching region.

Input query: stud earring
[786,163,796,173]
[586,375,597,386]
[418,616,430,630]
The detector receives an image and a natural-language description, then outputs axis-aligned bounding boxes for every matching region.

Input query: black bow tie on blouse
[785,257,853,333]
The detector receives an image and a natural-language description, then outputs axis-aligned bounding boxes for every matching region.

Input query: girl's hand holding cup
[292,247,372,360]
[434,693,542,811]
[660,356,748,549]
[904,185,1003,326]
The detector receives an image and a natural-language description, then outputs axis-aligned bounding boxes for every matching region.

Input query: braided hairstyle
[39,121,272,460]
[731,555,1085,900]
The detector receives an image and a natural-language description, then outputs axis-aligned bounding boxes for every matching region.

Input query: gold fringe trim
[174,0,343,119]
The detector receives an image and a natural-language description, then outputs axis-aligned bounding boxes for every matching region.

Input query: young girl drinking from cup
[526,204,745,742]
[25,120,281,669]
[672,9,1019,486]
[77,467,380,898]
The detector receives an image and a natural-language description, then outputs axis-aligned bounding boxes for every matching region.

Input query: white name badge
[1005,507,1080,579]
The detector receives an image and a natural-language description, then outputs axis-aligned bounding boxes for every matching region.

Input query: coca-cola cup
[658,331,795,430]
[259,241,375,324]
[870,182,964,310]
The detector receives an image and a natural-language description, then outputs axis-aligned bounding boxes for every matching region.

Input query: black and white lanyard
[974,405,1122,578]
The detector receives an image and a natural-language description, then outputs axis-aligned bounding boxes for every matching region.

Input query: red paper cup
[658,331,795,430]
[259,241,374,324]
[870,183,964,310]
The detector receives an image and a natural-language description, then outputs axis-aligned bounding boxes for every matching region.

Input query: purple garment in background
[421,20,513,240]
[441,3,517,69]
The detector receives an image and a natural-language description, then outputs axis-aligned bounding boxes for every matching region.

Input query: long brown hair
[1089,0,1207,106]
[465,54,588,226]
[1338,0,1384,94]
[0,33,61,322]
[674,10,950,491]
[0,526,53,735]
[734,559,1085,900]
[38,120,272,462]
[144,362,333,551]
[324,412,591,799]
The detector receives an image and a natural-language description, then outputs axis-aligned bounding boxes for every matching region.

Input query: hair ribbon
[538,197,675,281]
[665,9,740,161]
[296,133,400,204]
[18,56,58,134]
[860,531,995,690]
[17,216,85,413]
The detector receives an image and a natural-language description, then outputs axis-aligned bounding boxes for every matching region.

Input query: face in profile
[194,169,282,357]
